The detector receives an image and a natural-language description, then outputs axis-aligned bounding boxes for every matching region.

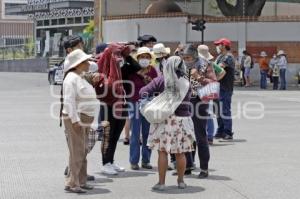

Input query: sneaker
[177,181,187,189]
[152,183,165,191]
[111,163,125,172]
[198,170,209,179]
[101,163,118,175]
[142,163,153,169]
[131,164,140,170]
[222,134,233,140]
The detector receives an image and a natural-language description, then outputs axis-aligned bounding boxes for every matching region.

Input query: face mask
[118,58,125,68]
[139,59,150,68]
[89,61,98,73]
[216,46,222,54]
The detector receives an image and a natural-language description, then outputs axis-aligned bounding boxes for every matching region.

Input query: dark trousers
[280,69,287,90]
[100,104,126,165]
[273,76,279,90]
[241,67,246,86]
[217,89,233,136]
[190,98,210,171]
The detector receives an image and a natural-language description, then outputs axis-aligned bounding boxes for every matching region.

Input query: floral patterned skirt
[147,115,195,154]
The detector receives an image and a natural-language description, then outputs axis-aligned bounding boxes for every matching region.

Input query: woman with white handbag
[139,56,194,191]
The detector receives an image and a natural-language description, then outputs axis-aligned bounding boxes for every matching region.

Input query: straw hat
[64,49,92,73]
[277,50,286,56]
[198,45,214,61]
[260,51,267,57]
[153,43,170,58]
[136,47,153,59]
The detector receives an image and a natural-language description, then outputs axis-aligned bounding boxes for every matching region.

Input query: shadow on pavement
[218,139,247,143]
[94,178,114,184]
[152,185,205,194]
[99,171,156,179]
[84,187,111,195]
[210,143,234,147]
[186,174,232,181]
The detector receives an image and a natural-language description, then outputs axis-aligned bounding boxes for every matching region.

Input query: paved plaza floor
[0,72,299,199]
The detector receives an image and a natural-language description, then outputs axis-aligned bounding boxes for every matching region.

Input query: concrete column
[237,22,247,58]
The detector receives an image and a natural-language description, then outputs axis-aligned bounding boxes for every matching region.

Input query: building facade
[7,0,95,57]
[0,0,33,48]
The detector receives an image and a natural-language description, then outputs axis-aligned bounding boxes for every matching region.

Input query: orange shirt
[259,58,269,70]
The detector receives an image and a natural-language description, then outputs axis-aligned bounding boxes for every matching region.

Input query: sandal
[66,187,86,194]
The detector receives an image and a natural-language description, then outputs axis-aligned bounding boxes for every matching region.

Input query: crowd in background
[60,33,285,193]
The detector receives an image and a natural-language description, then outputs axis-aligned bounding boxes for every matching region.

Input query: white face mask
[216,46,222,54]
[139,59,150,68]
[89,61,98,73]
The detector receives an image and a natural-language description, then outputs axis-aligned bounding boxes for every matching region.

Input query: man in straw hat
[276,50,288,90]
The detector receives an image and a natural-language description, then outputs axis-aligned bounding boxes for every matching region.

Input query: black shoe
[141,163,153,169]
[198,171,209,179]
[208,139,214,145]
[222,134,233,140]
[214,133,225,139]
[131,164,140,170]
[87,175,95,181]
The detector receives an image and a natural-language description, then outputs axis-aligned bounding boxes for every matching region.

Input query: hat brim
[136,52,153,59]
[199,53,214,61]
[64,54,92,73]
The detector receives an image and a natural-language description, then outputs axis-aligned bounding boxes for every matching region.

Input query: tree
[216,0,267,16]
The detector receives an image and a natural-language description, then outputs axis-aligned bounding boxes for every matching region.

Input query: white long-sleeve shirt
[276,56,287,69]
[244,55,252,68]
[62,72,99,123]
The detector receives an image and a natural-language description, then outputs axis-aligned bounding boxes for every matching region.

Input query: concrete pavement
[0,72,299,199]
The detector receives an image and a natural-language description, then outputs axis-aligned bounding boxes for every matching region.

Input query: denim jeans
[280,69,287,90]
[217,89,233,136]
[129,102,151,165]
[260,70,268,89]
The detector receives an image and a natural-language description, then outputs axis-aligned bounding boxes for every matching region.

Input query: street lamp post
[201,0,204,44]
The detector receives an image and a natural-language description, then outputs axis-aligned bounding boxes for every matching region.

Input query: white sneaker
[111,163,125,172]
[101,163,118,175]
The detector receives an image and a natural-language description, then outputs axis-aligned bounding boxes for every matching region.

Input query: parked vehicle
[48,61,64,85]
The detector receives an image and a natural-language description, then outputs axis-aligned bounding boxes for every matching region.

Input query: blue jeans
[260,70,268,89]
[129,102,151,165]
[280,69,287,90]
[217,89,233,136]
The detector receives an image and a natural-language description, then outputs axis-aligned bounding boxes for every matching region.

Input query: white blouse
[62,72,99,123]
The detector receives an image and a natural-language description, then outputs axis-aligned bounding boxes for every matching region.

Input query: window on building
[4,3,27,17]
[51,19,58,25]
[75,17,82,24]
[67,18,75,24]
[83,16,91,23]
[58,18,66,25]
[44,20,50,26]
[37,20,43,26]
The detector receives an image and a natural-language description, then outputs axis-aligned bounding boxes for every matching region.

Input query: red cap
[214,38,231,47]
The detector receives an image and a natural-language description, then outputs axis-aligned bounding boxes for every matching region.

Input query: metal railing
[0,44,35,61]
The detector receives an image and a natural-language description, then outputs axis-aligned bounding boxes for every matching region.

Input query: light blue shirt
[276,56,287,69]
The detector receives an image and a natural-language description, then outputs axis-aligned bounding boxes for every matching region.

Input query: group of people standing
[240,49,288,90]
[60,34,235,193]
